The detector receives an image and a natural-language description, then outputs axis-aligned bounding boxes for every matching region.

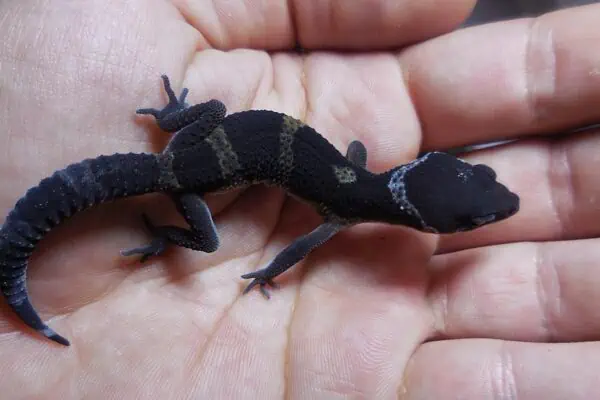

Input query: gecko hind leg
[121,193,220,262]
[241,221,344,298]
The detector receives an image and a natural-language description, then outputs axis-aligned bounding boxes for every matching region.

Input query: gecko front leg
[241,221,344,298]
[136,75,190,130]
[137,74,227,146]
[241,140,367,297]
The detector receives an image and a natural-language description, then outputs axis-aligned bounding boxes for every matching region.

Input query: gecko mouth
[472,214,498,226]
[472,196,520,228]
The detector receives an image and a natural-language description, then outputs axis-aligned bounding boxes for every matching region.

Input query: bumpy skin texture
[0,75,520,346]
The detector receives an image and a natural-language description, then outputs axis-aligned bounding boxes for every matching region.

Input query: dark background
[466,0,597,25]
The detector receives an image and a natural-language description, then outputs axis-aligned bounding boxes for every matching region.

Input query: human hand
[1,1,599,398]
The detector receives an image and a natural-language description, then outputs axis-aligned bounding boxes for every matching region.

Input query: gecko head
[386,152,519,234]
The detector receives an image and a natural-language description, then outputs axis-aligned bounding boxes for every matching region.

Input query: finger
[292,0,476,49]
[428,239,600,343]
[177,0,476,49]
[400,4,600,150]
[439,128,600,251]
[403,339,600,399]
[183,49,421,171]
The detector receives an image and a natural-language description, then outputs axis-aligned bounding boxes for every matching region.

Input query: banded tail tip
[41,326,70,346]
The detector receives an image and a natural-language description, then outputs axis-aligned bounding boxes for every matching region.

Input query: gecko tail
[41,327,70,346]
[0,152,165,347]
[10,299,70,346]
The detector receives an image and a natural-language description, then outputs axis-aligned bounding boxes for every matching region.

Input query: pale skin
[1,0,600,398]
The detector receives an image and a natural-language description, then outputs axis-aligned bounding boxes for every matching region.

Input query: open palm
[2,1,600,399]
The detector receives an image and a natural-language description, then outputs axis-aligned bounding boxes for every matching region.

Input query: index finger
[400,4,600,150]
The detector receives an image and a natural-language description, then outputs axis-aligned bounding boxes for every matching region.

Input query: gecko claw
[241,271,279,299]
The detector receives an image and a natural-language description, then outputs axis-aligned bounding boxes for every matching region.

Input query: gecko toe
[137,75,188,124]
[178,87,189,104]
[241,271,278,298]
[136,108,160,117]
[120,237,167,263]
[259,285,271,299]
